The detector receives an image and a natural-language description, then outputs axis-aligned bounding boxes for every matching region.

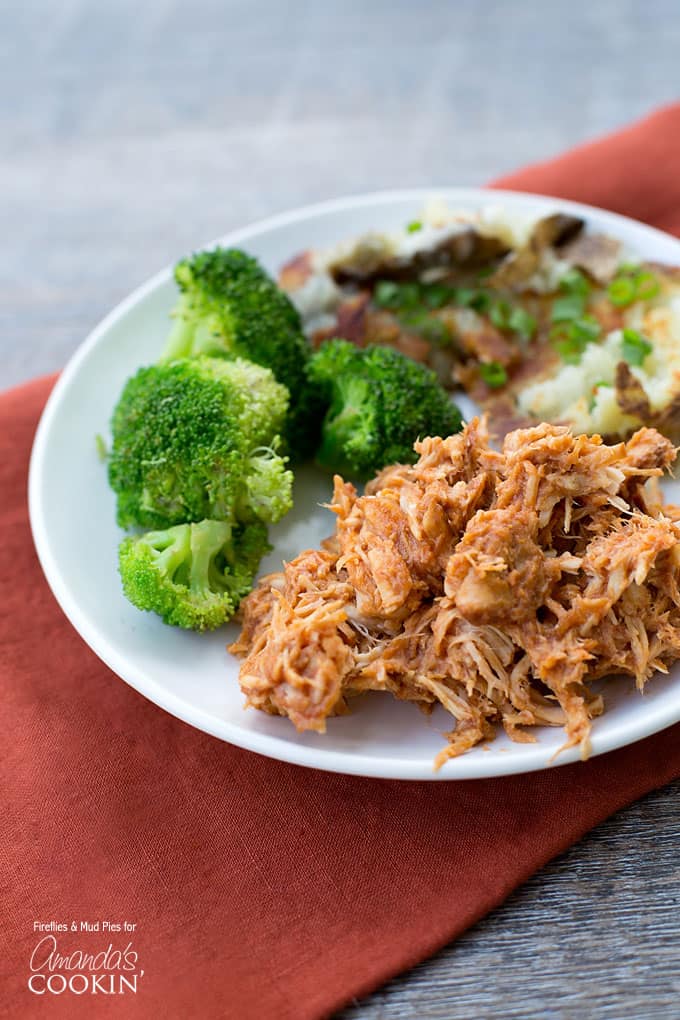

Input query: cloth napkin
[4,103,680,1020]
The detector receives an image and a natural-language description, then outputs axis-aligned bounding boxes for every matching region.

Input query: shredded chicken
[229,420,680,766]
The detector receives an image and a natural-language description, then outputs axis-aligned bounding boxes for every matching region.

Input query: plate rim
[28,186,680,780]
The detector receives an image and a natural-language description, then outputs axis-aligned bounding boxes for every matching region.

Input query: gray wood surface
[4,1,679,1017]
[339,782,680,1020]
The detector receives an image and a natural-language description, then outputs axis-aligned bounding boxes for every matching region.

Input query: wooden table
[6,2,679,1015]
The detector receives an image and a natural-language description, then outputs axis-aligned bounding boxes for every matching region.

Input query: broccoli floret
[238,447,297,524]
[119,518,269,630]
[307,338,463,480]
[160,247,320,457]
[108,356,293,529]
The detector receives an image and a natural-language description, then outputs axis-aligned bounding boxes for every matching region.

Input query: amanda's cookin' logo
[28,933,144,996]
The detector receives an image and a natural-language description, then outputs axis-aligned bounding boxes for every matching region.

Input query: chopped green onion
[551,294,586,322]
[479,361,508,388]
[406,220,423,233]
[401,310,451,346]
[551,316,601,364]
[553,338,585,365]
[588,381,611,412]
[634,271,660,301]
[373,280,421,311]
[454,287,491,312]
[489,299,512,330]
[571,317,601,343]
[452,287,474,306]
[560,268,590,297]
[396,282,421,309]
[608,266,660,307]
[469,290,492,313]
[399,309,427,328]
[608,276,637,306]
[373,280,402,309]
[551,270,590,321]
[621,328,653,366]
[418,318,452,346]
[421,283,456,309]
[507,306,537,341]
[483,299,537,339]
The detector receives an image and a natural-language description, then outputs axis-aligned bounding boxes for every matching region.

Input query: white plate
[29,188,680,780]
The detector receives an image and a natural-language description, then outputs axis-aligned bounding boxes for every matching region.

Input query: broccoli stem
[317,376,376,477]
[162,299,195,362]
[142,525,192,587]
[188,519,233,595]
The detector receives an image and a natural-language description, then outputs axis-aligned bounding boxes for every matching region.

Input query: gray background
[5,1,679,1016]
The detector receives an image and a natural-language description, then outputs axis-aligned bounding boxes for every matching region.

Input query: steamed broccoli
[159,247,319,456]
[119,518,269,630]
[307,339,463,480]
[108,356,293,529]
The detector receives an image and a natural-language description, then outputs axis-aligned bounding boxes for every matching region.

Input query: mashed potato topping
[519,284,680,437]
[280,201,680,443]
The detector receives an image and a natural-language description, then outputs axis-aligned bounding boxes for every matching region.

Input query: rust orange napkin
[3,104,680,1020]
